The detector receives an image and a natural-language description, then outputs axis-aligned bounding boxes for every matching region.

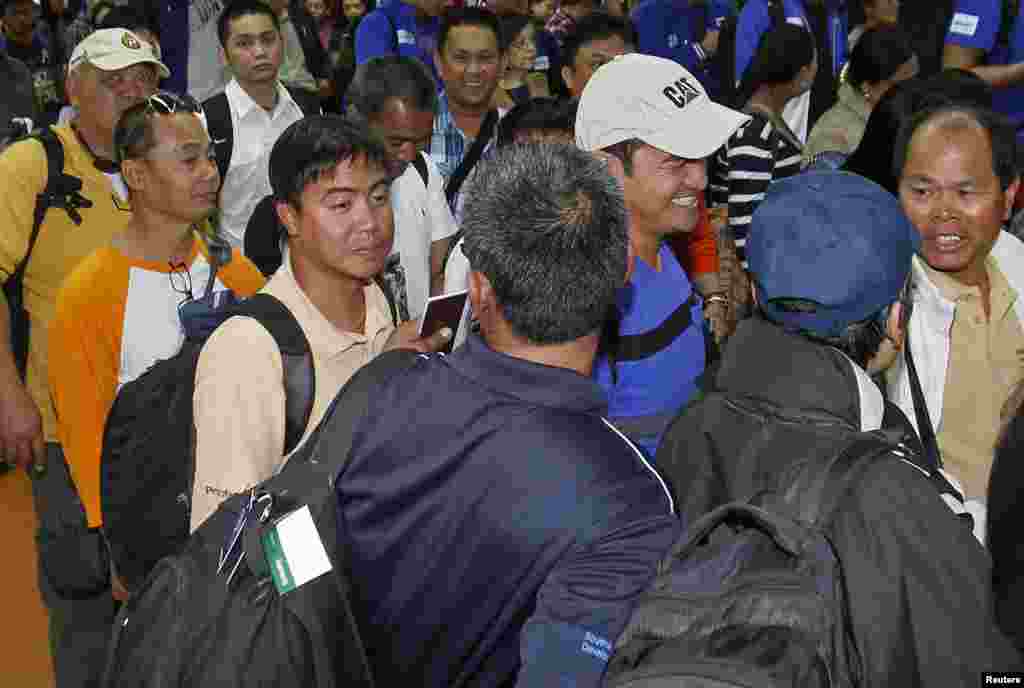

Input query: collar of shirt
[225,77,301,122]
[446,334,609,415]
[269,246,394,359]
[920,256,1018,322]
[431,91,468,178]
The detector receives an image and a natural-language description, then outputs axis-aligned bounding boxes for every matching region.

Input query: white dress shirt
[218,79,305,248]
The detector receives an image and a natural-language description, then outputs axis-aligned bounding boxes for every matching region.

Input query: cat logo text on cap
[122,32,141,50]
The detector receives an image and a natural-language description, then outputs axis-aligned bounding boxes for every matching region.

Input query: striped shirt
[709,112,803,267]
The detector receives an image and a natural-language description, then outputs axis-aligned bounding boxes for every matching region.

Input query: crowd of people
[3,0,1024,686]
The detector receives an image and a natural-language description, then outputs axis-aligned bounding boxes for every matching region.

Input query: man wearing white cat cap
[576,53,748,458]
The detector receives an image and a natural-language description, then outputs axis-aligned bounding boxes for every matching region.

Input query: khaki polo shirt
[190,253,394,530]
[925,259,1024,499]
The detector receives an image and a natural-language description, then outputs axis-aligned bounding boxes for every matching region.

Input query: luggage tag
[260,505,333,595]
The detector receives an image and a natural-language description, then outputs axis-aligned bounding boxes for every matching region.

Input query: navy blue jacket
[337,335,679,687]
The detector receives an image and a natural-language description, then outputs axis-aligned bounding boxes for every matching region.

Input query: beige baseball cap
[68,28,170,78]
[575,53,749,160]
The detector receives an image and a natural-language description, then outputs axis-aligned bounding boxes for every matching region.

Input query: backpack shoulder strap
[14,127,90,278]
[613,291,700,362]
[202,92,233,186]
[777,431,900,528]
[440,229,463,277]
[231,293,316,455]
[445,109,499,208]
[412,152,429,189]
[293,348,423,474]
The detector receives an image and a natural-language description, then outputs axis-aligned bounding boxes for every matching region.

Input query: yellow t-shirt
[48,234,265,527]
[0,125,138,440]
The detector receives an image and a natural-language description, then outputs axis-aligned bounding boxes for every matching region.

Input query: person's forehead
[149,112,207,149]
[446,24,499,50]
[228,11,277,38]
[93,61,156,78]
[905,119,994,170]
[373,99,433,128]
[303,156,389,196]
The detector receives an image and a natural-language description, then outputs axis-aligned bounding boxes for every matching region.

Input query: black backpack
[202,86,323,187]
[100,292,316,592]
[603,431,904,688]
[101,349,423,688]
[2,126,91,379]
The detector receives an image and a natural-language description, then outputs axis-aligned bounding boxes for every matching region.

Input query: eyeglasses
[96,65,160,92]
[168,261,194,305]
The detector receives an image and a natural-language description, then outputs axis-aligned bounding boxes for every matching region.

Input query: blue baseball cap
[746,171,921,338]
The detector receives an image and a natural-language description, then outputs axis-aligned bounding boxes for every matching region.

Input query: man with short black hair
[430,7,504,201]
[656,169,1021,684]
[576,54,748,456]
[204,0,317,250]
[347,55,457,318]
[190,116,449,530]
[890,103,1024,538]
[337,142,678,687]
[558,11,634,98]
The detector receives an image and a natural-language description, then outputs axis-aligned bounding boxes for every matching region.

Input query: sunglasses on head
[145,91,202,116]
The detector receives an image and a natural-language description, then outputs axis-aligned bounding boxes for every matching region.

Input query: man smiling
[430,7,503,209]
[576,54,748,457]
[890,103,1024,540]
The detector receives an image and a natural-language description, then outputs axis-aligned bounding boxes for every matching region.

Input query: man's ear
[65,68,81,108]
[275,199,300,239]
[120,159,145,194]
[1004,176,1020,222]
[561,65,574,95]
[593,150,625,188]
[467,270,493,320]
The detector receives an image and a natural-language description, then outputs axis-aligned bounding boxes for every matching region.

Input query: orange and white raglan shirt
[48,231,265,528]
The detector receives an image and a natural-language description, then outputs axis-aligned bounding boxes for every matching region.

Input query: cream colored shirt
[190,251,394,530]
[925,259,1024,500]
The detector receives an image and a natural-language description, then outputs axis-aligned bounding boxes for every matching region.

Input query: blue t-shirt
[594,244,705,458]
[735,0,847,84]
[355,1,441,86]
[947,0,1024,128]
